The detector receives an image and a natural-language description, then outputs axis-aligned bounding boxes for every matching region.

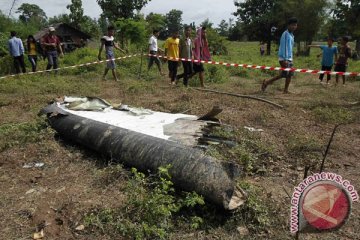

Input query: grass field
[0,41,359,239]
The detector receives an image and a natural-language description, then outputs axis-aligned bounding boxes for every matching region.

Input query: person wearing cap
[41,26,64,73]
[262,17,298,94]
[98,26,126,81]
[8,31,26,74]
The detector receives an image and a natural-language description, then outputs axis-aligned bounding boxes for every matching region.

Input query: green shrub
[61,47,100,75]
[84,165,205,239]
[0,55,13,75]
[205,65,230,84]
[0,120,50,152]
[227,181,272,232]
[0,32,8,57]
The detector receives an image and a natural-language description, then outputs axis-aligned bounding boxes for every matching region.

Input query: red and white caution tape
[1,53,358,80]
[148,54,360,77]
[0,54,140,80]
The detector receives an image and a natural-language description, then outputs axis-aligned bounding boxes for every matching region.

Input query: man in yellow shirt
[164,30,180,85]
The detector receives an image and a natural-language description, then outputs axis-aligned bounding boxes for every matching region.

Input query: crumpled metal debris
[23,162,45,169]
[244,126,264,132]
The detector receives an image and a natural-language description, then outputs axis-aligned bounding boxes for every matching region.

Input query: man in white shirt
[147,30,164,75]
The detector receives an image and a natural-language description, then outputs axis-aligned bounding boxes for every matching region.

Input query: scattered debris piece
[56,187,66,193]
[244,126,264,132]
[25,187,46,195]
[33,229,44,239]
[26,189,36,195]
[23,162,45,169]
[198,106,222,121]
[117,104,130,111]
[64,96,112,111]
[75,225,85,231]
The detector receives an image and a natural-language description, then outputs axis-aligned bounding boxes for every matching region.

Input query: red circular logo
[301,183,351,230]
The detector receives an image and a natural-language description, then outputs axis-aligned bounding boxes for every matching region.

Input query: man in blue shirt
[8,31,26,74]
[262,18,298,94]
[308,38,338,83]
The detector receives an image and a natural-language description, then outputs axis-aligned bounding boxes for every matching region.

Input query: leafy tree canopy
[97,0,151,20]
[67,0,85,28]
[16,3,47,24]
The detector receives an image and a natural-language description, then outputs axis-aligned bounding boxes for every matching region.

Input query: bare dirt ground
[0,72,359,239]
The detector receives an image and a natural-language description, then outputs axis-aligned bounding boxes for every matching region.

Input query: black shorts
[193,63,204,73]
[280,61,294,78]
[334,64,347,73]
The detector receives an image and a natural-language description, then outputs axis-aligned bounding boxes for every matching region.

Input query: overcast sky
[0,0,237,25]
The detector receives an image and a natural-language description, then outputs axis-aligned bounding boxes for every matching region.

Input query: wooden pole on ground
[192,88,284,109]
[138,48,144,79]
[319,124,341,173]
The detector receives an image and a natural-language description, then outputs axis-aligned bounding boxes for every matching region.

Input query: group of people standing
[8,27,63,75]
[309,36,352,85]
[147,26,211,87]
[261,17,353,94]
[8,21,354,93]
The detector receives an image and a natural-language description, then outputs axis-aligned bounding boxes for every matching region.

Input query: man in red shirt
[41,27,64,72]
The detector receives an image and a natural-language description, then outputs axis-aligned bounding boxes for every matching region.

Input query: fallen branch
[192,88,284,109]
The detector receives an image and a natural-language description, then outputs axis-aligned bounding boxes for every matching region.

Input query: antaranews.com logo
[290,172,359,234]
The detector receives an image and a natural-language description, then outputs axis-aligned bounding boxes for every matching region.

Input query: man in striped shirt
[262,17,298,94]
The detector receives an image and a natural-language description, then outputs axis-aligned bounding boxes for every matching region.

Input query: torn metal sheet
[41,98,246,210]
[64,96,112,111]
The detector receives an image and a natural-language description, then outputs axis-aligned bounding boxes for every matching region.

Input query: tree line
[233,0,360,56]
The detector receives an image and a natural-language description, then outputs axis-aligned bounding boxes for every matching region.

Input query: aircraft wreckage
[41,96,246,210]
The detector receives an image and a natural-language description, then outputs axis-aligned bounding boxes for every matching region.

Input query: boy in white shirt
[147,30,164,75]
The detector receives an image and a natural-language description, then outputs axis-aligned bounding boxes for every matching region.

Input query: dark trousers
[319,65,332,81]
[28,55,37,72]
[13,55,26,74]
[177,61,193,86]
[46,51,58,71]
[148,51,161,70]
[168,61,178,82]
